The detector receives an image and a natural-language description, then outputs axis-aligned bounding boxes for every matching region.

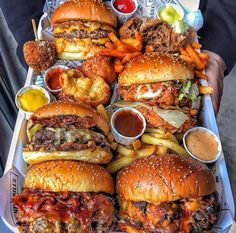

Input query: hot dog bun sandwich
[117,154,218,233]
[12,160,115,233]
[23,102,112,164]
[118,52,200,133]
[52,0,117,60]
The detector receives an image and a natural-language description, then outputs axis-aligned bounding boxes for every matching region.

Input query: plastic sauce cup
[15,85,50,119]
[111,107,146,145]
[183,127,222,163]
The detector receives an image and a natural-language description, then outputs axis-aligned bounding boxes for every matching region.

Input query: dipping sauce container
[111,107,146,145]
[44,65,69,93]
[183,127,222,163]
[111,0,138,22]
[16,85,50,118]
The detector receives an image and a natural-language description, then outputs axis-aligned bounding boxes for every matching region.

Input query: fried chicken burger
[116,154,218,233]
[118,52,200,133]
[23,102,112,164]
[51,0,117,60]
[12,160,115,233]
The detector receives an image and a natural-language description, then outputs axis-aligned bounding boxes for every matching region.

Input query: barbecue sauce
[114,110,144,137]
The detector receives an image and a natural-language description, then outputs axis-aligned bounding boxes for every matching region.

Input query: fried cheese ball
[23,41,57,71]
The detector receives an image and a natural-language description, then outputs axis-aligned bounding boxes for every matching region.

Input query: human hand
[203,50,226,114]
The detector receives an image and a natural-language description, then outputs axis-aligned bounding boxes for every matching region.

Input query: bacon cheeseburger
[23,102,112,164]
[51,0,117,60]
[116,154,218,233]
[118,53,200,133]
[12,160,115,233]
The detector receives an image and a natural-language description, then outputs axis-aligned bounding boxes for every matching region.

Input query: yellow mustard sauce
[186,130,218,161]
[17,89,48,112]
[159,5,181,24]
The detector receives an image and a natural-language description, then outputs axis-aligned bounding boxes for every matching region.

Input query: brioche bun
[119,53,194,86]
[117,154,216,205]
[27,101,109,135]
[23,147,112,165]
[52,0,117,28]
[24,160,114,194]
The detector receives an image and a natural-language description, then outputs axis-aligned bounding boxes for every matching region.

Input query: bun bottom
[23,147,112,165]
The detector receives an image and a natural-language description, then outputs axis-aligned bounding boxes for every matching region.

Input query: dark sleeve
[0,0,45,68]
[199,0,236,75]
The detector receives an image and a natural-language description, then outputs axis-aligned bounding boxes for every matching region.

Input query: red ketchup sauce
[46,68,64,90]
[113,0,136,13]
[114,110,144,137]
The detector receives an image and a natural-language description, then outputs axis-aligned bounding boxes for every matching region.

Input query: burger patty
[12,189,114,233]
[118,83,193,108]
[31,115,96,129]
[25,128,109,152]
[119,193,218,233]
[137,106,197,133]
[55,29,110,40]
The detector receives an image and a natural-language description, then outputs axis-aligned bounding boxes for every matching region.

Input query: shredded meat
[31,115,96,129]
[119,17,196,53]
[119,193,218,233]
[118,82,193,108]
[12,189,114,233]
[137,105,197,133]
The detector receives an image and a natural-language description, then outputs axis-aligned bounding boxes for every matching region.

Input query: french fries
[199,86,214,94]
[141,134,189,156]
[110,142,118,150]
[97,32,143,73]
[97,104,109,122]
[107,132,115,144]
[107,144,156,173]
[194,70,208,80]
[155,145,168,155]
[145,127,165,134]
[107,156,133,173]
[132,139,142,150]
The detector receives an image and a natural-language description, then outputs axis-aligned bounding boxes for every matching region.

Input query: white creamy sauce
[136,84,162,99]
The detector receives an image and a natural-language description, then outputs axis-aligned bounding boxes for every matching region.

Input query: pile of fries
[97,32,142,73]
[107,127,188,173]
[179,42,213,95]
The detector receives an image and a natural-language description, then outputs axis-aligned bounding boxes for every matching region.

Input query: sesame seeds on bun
[116,154,216,205]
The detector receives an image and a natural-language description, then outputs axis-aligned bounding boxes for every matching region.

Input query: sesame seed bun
[52,0,117,28]
[24,160,114,194]
[116,154,216,205]
[27,101,109,135]
[118,53,194,86]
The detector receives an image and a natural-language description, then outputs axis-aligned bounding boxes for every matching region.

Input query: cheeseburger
[12,160,115,233]
[117,154,218,233]
[51,0,117,60]
[118,52,200,133]
[23,102,112,164]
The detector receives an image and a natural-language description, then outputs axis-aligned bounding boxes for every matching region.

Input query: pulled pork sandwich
[116,154,218,233]
[51,0,117,60]
[12,160,115,233]
[118,52,200,133]
[119,17,196,53]
[23,102,112,164]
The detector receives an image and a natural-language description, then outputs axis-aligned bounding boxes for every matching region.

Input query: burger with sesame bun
[117,52,200,133]
[23,101,112,165]
[12,160,115,233]
[51,0,117,60]
[116,154,218,233]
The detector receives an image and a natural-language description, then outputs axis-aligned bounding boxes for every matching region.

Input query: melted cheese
[136,84,162,99]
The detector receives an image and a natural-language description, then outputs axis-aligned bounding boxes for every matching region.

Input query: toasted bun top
[25,160,114,194]
[118,53,194,86]
[52,0,117,28]
[117,154,216,204]
[27,101,109,135]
